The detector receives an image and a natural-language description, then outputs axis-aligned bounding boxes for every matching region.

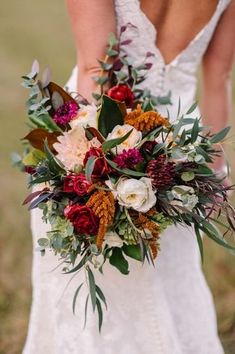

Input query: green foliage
[98,95,125,137]
[109,247,129,275]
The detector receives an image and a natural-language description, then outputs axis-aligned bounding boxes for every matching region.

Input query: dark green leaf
[122,244,143,261]
[98,95,125,137]
[72,283,84,314]
[201,221,235,250]
[191,119,199,143]
[88,267,97,312]
[44,140,65,175]
[95,285,107,309]
[109,247,129,275]
[64,254,87,274]
[107,159,146,177]
[194,226,204,263]
[83,295,89,329]
[96,298,103,332]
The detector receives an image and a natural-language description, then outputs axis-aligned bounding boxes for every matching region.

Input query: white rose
[69,104,98,129]
[169,185,198,212]
[107,124,142,154]
[104,231,124,248]
[114,177,156,213]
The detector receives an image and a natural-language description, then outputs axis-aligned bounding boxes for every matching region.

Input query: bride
[23,1,235,353]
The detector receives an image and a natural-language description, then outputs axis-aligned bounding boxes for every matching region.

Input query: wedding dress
[23,1,231,353]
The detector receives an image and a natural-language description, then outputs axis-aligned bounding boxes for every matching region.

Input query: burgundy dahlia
[147,155,176,189]
[53,100,79,125]
[114,148,143,169]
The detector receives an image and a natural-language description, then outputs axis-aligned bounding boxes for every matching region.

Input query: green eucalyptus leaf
[107,159,146,177]
[96,297,103,332]
[87,267,97,312]
[186,102,198,115]
[72,283,84,314]
[210,126,231,144]
[194,226,204,263]
[181,171,195,182]
[38,238,49,247]
[85,156,96,182]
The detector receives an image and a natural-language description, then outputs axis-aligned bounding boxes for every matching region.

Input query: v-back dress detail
[23,1,231,353]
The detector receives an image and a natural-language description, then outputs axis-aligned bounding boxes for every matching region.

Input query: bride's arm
[66,0,116,102]
[201,0,235,172]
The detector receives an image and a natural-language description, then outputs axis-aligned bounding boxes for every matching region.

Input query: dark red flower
[107,84,134,108]
[114,148,143,169]
[64,204,99,235]
[141,141,158,154]
[83,147,110,179]
[63,174,92,196]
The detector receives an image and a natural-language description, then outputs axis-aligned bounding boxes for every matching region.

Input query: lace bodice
[114,0,231,117]
[23,2,230,353]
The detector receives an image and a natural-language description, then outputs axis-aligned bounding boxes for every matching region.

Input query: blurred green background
[0,1,234,353]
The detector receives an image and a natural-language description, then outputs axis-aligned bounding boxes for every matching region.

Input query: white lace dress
[23,1,231,353]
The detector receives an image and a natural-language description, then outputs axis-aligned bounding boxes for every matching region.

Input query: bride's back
[140,0,219,64]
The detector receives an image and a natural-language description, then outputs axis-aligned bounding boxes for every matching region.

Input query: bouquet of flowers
[14,29,235,330]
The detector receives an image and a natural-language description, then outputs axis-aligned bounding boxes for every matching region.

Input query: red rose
[63,174,91,196]
[83,147,110,179]
[107,84,134,108]
[64,204,99,235]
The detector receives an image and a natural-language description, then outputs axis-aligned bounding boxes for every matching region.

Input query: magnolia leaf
[23,128,60,152]
[181,171,195,182]
[122,244,142,261]
[98,95,126,137]
[210,126,231,144]
[44,140,65,175]
[46,82,78,112]
[109,247,129,275]
[85,127,105,143]
[51,91,64,110]
[41,67,51,88]
[31,59,39,76]
[102,129,133,153]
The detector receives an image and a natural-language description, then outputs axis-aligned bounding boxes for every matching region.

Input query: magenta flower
[114,148,143,169]
[53,101,79,125]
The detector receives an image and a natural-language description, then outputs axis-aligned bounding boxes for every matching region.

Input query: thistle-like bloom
[114,148,143,169]
[53,100,79,125]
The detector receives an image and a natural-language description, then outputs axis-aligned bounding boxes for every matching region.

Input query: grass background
[0,1,234,353]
